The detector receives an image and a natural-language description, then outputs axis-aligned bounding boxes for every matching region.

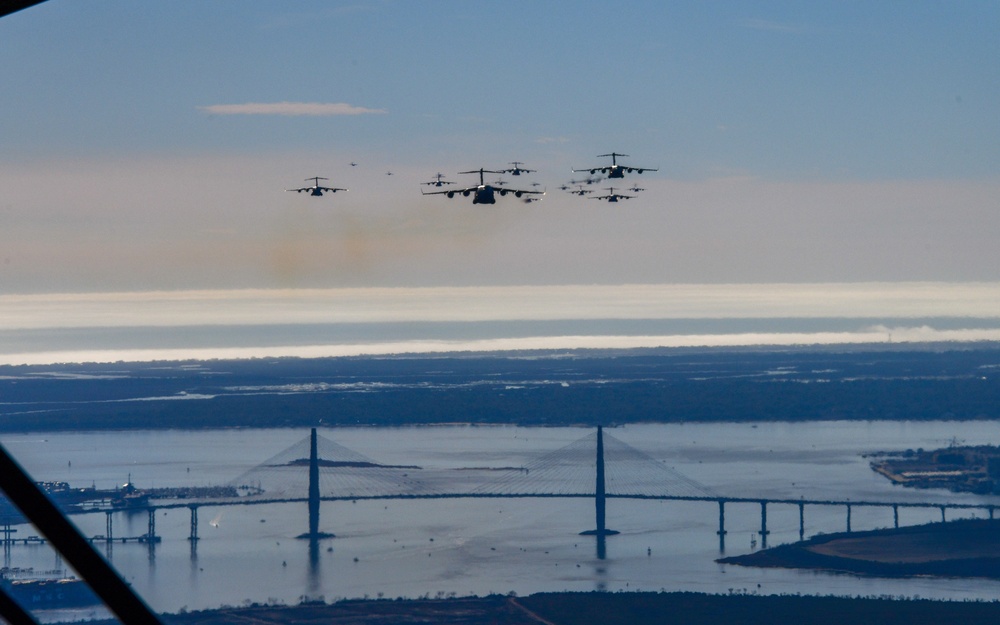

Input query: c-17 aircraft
[561,184,593,196]
[500,161,536,176]
[421,168,544,205]
[286,176,347,197]
[591,187,635,203]
[422,173,455,187]
[574,152,657,179]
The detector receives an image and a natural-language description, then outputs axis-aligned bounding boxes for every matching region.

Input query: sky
[1,1,999,296]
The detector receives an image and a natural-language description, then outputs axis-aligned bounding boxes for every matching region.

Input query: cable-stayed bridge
[18,428,998,554]
[227,427,715,502]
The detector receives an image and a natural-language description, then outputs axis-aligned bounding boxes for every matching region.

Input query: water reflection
[594,534,607,591]
[306,536,321,600]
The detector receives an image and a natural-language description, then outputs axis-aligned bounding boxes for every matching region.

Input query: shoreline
[718,518,1000,580]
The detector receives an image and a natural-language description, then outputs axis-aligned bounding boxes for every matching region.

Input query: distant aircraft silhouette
[500,161,536,176]
[286,177,347,197]
[422,173,455,187]
[574,152,657,179]
[591,187,635,203]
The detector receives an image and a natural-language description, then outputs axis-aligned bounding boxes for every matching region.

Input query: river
[3,421,1000,619]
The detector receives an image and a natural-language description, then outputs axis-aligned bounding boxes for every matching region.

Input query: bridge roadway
[56,492,997,552]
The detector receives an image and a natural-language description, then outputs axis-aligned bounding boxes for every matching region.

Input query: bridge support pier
[846,503,852,533]
[990,505,995,520]
[2,524,13,565]
[893,504,899,528]
[581,426,618,537]
[716,500,727,552]
[939,505,946,522]
[798,501,805,541]
[759,502,769,549]
[105,510,113,543]
[147,508,156,541]
[188,506,199,541]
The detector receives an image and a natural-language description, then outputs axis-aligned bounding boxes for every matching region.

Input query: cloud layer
[4,283,1000,330]
[198,101,387,116]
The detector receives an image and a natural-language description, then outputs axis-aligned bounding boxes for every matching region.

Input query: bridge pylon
[580,425,619,537]
[297,427,334,540]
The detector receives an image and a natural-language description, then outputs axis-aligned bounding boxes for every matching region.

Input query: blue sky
[1,1,999,293]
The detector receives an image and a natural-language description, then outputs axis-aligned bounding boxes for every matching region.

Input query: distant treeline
[2,347,1000,432]
[90,591,1000,625]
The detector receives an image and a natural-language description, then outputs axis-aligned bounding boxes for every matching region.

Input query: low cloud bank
[198,101,386,116]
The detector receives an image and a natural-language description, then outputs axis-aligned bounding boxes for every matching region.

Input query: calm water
[4,421,1000,618]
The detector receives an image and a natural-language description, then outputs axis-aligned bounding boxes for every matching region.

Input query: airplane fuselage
[443,184,529,204]
[473,186,496,204]
[310,188,324,196]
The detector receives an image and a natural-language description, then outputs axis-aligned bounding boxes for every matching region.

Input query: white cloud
[7,326,1000,366]
[198,102,387,116]
[4,283,1000,330]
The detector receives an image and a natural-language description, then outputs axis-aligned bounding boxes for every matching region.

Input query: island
[718,518,1000,579]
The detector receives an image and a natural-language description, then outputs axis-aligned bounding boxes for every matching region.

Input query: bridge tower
[308,427,320,537]
[298,427,334,540]
[581,426,619,537]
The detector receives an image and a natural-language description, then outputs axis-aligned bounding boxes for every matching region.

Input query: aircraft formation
[421,168,544,205]
[286,152,657,205]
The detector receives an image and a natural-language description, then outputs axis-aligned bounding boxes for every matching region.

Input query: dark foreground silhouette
[90,591,1000,625]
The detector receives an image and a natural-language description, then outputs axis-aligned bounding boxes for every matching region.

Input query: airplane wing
[286,187,310,193]
[499,187,544,197]
[318,187,347,193]
[573,166,610,175]
[421,186,478,197]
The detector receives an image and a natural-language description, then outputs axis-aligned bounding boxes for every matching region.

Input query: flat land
[4,346,1000,431]
[719,518,1000,578]
[807,524,1000,563]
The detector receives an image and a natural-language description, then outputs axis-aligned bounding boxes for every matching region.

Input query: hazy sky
[1,1,999,294]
